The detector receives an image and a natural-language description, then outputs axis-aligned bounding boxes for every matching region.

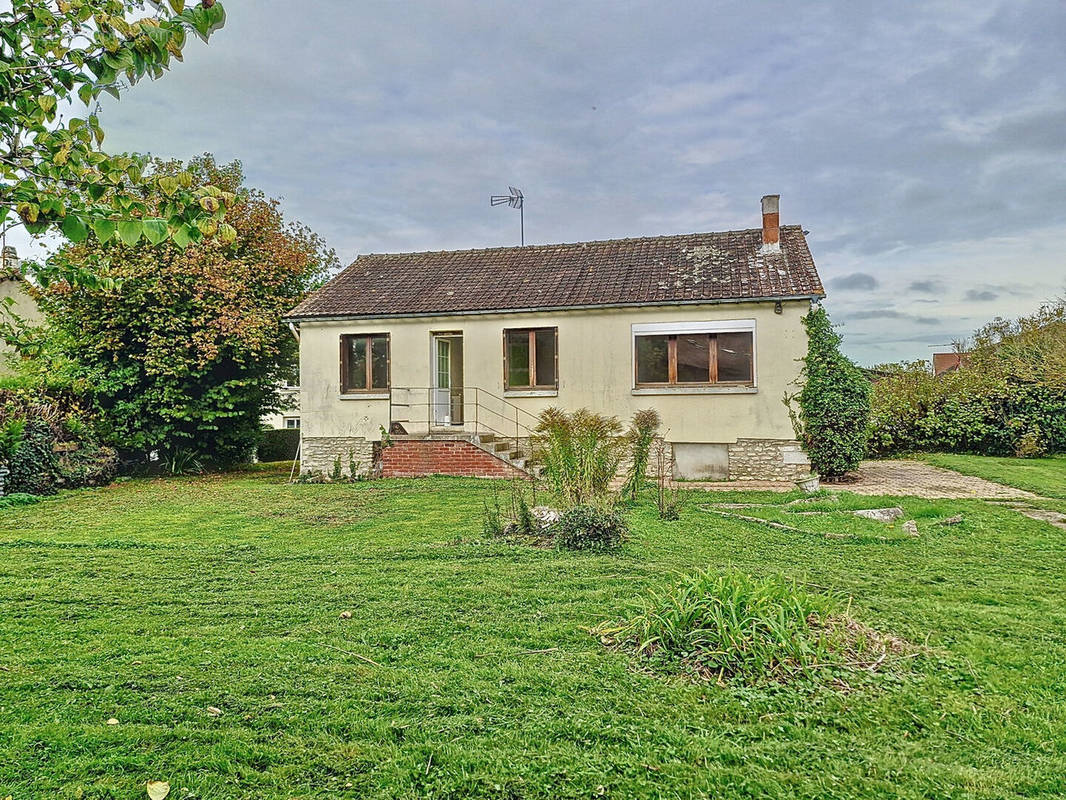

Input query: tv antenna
[490,186,524,246]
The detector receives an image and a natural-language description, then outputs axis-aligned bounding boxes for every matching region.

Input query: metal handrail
[387,385,542,459]
[390,385,541,427]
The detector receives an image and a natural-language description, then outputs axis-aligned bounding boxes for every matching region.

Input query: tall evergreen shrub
[790,307,870,478]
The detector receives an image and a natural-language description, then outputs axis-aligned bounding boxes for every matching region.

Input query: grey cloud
[830,272,879,291]
[908,280,943,293]
[964,289,1000,301]
[7,0,1064,366]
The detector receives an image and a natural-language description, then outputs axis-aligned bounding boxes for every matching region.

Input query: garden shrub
[554,504,628,551]
[597,569,910,687]
[0,493,41,509]
[868,301,1066,457]
[257,428,300,462]
[0,387,117,495]
[533,407,625,506]
[789,307,870,477]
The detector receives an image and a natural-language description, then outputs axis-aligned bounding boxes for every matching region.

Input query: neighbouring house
[0,246,43,375]
[284,195,825,481]
[932,351,971,377]
[260,383,301,430]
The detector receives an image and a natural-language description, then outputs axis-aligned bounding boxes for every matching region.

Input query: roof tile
[288,226,824,319]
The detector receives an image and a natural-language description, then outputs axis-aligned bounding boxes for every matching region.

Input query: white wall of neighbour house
[297,300,812,479]
[0,278,44,375]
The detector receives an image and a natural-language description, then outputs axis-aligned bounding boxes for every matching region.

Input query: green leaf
[61,215,89,243]
[117,219,143,246]
[87,183,107,201]
[38,95,57,114]
[169,0,186,13]
[171,224,193,249]
[142,218,169,245]
[158,176,179,197]
[92,218,117,243]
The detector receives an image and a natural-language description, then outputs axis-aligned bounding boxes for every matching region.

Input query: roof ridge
[352,226,806,261]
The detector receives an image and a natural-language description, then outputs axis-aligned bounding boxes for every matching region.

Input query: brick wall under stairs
[380,434,530,479]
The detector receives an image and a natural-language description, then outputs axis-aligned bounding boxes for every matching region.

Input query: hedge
[257,428,300,462]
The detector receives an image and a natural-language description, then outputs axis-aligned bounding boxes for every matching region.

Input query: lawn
[922,453,1066,499]
[3,468,1066,798]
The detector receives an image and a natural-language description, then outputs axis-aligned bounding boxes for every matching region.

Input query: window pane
[636,335,669,383]
[676,334,710,383]
[534,328,556,386]
[371,335,389,389]
[717,332,753,382]
[346,336,367,390]
[506,330,530,387]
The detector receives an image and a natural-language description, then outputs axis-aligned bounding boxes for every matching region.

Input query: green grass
[3,468,1066,798]
[922,453,1066,498]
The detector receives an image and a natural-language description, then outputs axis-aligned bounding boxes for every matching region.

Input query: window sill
[503,389,558,398]
[338,392,390,401]
[631,386,758,396]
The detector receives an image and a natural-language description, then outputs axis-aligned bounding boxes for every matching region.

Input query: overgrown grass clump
[599,569,910,688]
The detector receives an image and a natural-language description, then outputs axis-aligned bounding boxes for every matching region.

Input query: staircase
[472,432,532,474]
[386,387,539,478]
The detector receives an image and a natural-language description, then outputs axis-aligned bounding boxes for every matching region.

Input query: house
[0,246,44,374]
[260,383,301,430]
[284,195,825,481]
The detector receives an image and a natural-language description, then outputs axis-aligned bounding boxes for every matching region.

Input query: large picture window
[634,329,753,386]
[504,327,558,390]
[340,333,390,393]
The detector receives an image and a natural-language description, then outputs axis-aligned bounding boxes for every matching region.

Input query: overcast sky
[7,0,1065,364]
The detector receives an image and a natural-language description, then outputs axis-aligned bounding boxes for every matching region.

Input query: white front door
[434,338,451,425]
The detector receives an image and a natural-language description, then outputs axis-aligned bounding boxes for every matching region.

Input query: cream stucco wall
[297,300,811,447]
[0,278,43,374]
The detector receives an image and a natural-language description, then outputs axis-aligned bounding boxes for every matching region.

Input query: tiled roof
[287,225,824,320]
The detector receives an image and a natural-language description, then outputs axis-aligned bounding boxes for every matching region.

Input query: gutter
[282,293,825,324]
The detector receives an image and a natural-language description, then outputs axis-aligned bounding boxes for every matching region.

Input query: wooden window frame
[634,331,753,388]
[339,333,391,394]
[503,327,559,390]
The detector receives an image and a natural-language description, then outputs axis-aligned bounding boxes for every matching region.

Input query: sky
[7,0,1065,365]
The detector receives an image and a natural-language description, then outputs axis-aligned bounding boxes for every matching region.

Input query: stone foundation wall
[381,440,524,479]
[300,436,376,478]
[727,438,810,482]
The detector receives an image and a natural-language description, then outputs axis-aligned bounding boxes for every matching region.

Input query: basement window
[340,333,390,393]
[633,321,755,388]
[504,327,558,390]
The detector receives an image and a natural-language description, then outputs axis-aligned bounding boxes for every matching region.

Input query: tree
[34,155,336,468]
[788,306,870,478]
[1,1,229,258]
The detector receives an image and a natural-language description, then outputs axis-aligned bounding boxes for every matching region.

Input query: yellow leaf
[146,780,170,800]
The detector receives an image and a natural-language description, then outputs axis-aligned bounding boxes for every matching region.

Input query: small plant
[482,487,505,538]
[621,408,661,501]
[348,450,365,481]
[379,424,394,449]
[515,492,536,535]
[597,569,910,687]
[330,454,343,482]
[651,436,686,521]
[164,448,204,476]
[554,504,628,551]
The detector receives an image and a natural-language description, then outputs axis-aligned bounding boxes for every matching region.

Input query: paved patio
[679,459,1036,500]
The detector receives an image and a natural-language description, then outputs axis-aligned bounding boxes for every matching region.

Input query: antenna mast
[490,186,524,246]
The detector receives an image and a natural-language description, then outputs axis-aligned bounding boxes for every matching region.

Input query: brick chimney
[760,194,780,253]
